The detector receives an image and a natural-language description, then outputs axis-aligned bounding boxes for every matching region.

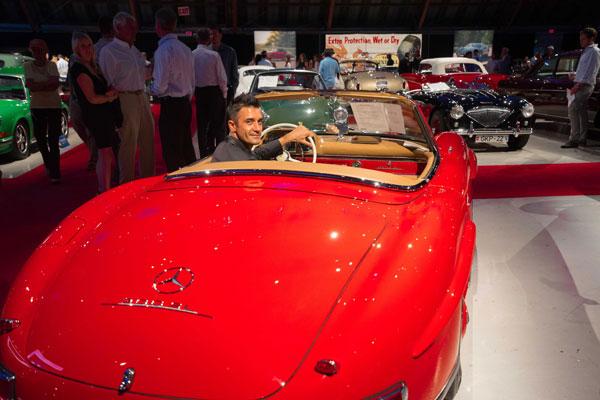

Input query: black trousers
[195,86,226,158]
[158,96,196,172]
[31,108,61,179]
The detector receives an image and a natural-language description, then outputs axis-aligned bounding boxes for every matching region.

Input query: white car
[417,57,488,75]
[235,65,274,97]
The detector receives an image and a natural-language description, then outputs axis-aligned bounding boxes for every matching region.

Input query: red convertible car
[0,90,476,399]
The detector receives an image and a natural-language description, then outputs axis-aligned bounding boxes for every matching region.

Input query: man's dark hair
[209,25,223,34]
[581,27,598,41]
[196,27,210,43]
[155,7,177,32]
[227,94,261,122]
[323,48,334,57]
[98,15,113,35]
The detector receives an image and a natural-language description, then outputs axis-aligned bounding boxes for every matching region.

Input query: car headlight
[521,102,534,118]
[449,104,464,120]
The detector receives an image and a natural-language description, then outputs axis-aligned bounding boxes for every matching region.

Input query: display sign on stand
[453,30,494,61]
[325,34,422,65]
[254,31,296,68]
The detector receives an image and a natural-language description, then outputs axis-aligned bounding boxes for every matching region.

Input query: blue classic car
[408,82,535,150]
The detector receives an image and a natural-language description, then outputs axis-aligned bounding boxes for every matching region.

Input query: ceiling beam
[506,0,522,29]
[418,0,431,30]
[19,0,39,32]
[327,0,335,30]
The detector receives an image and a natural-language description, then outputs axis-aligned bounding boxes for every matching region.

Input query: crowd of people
[22,8,241,193]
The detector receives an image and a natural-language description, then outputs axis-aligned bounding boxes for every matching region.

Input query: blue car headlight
[521,102,534,118]
[449,104,464,120]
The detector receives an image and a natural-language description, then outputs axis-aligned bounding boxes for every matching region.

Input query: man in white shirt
[94,16,114,59]
[150,7,196,172]
[192,28,228,158]
[56,54,68,83]
[99,12,154,183]
[258,50,273,67]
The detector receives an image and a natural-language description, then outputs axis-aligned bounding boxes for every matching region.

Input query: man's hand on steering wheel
[278,125,316,147]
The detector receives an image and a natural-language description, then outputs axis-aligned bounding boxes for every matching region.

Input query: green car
[0,66,69,160]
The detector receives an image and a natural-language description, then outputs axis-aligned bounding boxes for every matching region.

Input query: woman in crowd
[297,53,307,69]
[68,32,120,193]
[312,54,321,72]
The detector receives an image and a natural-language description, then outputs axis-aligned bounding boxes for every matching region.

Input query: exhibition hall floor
[1,126,600,399]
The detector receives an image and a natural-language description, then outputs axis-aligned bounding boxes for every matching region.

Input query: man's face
[29,40,48,63]
[211,29,222,47]
[118,18,138,44]
[580,33,593,48]
[228,107,263,147]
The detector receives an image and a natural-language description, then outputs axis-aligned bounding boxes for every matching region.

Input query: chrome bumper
[0,362,16,400]
[435,359,461,400]
[455,127,533,137]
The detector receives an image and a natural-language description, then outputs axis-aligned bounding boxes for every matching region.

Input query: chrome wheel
[11,122,30,159]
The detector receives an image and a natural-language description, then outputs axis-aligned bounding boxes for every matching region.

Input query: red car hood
[23,184,406,399]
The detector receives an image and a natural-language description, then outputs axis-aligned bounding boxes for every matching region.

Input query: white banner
[325,33,422,65]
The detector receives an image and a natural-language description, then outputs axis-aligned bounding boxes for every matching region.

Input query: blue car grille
[466,107,512,128]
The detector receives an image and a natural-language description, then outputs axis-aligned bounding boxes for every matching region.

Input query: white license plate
[376,81,388,87]
[475,135,508,144]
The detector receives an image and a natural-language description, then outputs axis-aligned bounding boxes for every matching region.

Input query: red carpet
[1,147,599,306]
[473,162,600,199]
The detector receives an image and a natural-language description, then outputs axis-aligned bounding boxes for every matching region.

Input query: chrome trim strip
[102,300,213,319]
[0,362,16,400]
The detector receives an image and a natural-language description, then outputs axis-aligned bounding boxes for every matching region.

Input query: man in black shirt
[212,94,315,162]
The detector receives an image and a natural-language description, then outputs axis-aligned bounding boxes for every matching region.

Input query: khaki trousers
[118,92,155,183]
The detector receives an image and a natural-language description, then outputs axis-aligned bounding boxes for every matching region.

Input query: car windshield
[340,60,378,73]
[252,71,325,92]
[0,76,26,100]
[536,57,558,76]
[260,93,427,142]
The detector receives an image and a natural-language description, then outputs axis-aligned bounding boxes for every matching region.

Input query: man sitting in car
[212,94,315,162]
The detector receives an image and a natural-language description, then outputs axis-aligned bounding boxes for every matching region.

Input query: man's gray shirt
[575,44,600,86]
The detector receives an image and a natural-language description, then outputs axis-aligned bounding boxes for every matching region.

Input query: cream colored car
[340,59,408,93]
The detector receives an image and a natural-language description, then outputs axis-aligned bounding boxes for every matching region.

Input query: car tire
[61,110,69,138]
[429,110,448,134]
[443,363,462,400]
[11,121,30,160]
[507,134,530,151]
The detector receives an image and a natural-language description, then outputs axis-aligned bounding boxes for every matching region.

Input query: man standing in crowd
[99,12,155,183]
[95,15,114,59]
[259,50,273,66]
[24,39,62,183]
[498,47,512,74]
[56,54,68,83]
[562,27,600,148]
[210,26,239,105]
[411,49,422,72]
[398,53,411,73]
[319,48,339,90]
[544,45,556,62]
[193,28,228,158]
[150,8,195,172]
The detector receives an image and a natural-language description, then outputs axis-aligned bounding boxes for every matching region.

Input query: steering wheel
[260,123,317,163]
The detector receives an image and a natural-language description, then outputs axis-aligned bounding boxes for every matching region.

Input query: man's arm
[98,49,116,87]
[215,54,228,98]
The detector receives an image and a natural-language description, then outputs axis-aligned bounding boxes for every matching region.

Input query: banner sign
[325,34,422,65]
[453,30,494,61]
[254,31,296,68]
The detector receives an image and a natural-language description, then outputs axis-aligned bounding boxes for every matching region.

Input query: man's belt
[120,90,144,95]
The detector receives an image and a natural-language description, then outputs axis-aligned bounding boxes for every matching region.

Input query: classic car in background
[0,89,475,400]
[0,67,69,160]
[249,69,326,93]
[402,57,508,91]
[340,59,408,92]
[0,53,33,69]
[409,82,535,150]
[456,43,489,57]
[235,65,274,97]
[498,49,600,128]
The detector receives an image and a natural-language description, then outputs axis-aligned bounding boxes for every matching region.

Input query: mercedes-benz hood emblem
[153,267,195,294]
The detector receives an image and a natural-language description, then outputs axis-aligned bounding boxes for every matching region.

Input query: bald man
[24,39,62,183]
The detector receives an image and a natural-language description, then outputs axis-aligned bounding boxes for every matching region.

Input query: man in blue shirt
[318,48,340,90]
[562,27,600,148]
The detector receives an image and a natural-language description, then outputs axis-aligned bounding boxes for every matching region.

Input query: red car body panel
[402,72,508,91]
[1,94,476,400]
